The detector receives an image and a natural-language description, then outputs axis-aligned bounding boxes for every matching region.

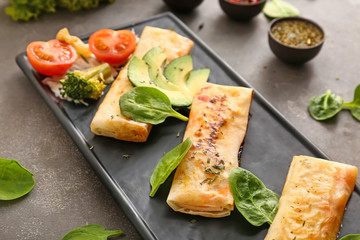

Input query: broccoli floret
[60,63,113,101]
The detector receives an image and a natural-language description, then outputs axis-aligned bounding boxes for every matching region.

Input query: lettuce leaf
[5,0,115,21]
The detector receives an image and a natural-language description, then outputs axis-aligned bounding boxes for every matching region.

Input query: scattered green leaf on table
[263,0,300,19]
[62,224,124,240]
[343,84,360,121]
[229,167,279,226]
[308,89,344,121]
[5,0,115,21]
[339,234,360,240]
[150,137,193,197]
[119,86,189,125]
[0,158,35,200]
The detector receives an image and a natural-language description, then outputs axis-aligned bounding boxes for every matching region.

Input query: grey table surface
[0,0,359,239]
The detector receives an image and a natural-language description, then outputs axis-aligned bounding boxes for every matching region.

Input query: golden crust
[265,155,358,240]
[167,83,254,217]
[90,26,194,142]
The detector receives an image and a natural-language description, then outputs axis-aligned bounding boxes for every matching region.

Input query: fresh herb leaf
[339,235,360,240]
[229,167,279,226]
[212,165,225,170]
[308,89,344,120]
[0,158,35,200]
[62,224,124,240]
[263,0,300,19]
[119,86,189,125]
[150,138,192,197]
[204,168,220,175]
[343,84,360,121]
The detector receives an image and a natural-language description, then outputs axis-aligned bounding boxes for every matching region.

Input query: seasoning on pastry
[265,155,358,240]
[167,83,254,218]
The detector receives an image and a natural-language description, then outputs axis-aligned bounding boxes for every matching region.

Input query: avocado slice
[127,47,210,107]
[163,55,193,87]
[142,47,179,91]
[186,68,210,96]
[128,56,191,107]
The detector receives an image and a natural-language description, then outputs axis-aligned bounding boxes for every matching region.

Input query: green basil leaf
[0,158,35,200]
[62,224,124,240]
[339,234,360,240]
[343,84,360,121]
[229,167,279,226]
[263,0,300,19]
[308,89,344,120]
[150,137,192,197]
[119,86,188,125]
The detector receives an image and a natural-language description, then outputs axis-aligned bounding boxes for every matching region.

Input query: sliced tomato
[26,39,78,76]
[88,29,136,65]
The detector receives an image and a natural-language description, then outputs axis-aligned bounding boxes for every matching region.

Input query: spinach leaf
[339,235,360,240]
[150,137,192,197]
[308,89,344,120]
[263,0,300,19]
[119,86,189,125]
[343,84,360,121]
[62,224,124,240]
[0,158,35,200]
[229,167,279,226]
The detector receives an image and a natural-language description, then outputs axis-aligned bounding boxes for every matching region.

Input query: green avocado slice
[143,47,180,91]
[187,68,210,96]
[127,47,210,107]
[163,55,193,87]
[128,56,191,107]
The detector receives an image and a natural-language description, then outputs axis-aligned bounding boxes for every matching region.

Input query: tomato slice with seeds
[26,39,78,76]
[88,29,136,65]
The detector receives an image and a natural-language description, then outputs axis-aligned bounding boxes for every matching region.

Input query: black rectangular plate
[16,12,360,240]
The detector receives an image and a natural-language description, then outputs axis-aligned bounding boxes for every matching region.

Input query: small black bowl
[219,0,266,21]
[268,17,325,64]
[163,0,203,12]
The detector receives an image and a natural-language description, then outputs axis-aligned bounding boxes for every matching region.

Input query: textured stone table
[0,0,359,239]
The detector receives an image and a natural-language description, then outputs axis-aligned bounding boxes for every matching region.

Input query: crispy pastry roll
[265,155,358,240]
[90,26,194,142]
[167,83,254,218]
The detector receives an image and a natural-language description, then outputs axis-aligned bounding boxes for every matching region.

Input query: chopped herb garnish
[210,176,218,184]
[122,154,130,159]
[110,115,114,120]
[200,178,212,184]
[212,165,225,170]
[203,150,208,154]
[205,168,220,175]
[302,221,305,226]
[220,131,223,135]
[176,131,180,137]
[89,146,94,150]
[201,176,218,185]
[207,158,211,163]
[179,67,183,71]
[215,153,220,157]
[219,160,225,165]
[190,219,197,224]
[170,27,175,31]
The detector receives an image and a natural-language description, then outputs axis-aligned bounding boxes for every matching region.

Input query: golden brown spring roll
[167,83,254,218]
[90,26,194,142]
[265,155,358,240]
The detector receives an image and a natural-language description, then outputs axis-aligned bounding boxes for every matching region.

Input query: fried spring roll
[167,83,254,218]
[265,155,358,240]
[90,26,194,142]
